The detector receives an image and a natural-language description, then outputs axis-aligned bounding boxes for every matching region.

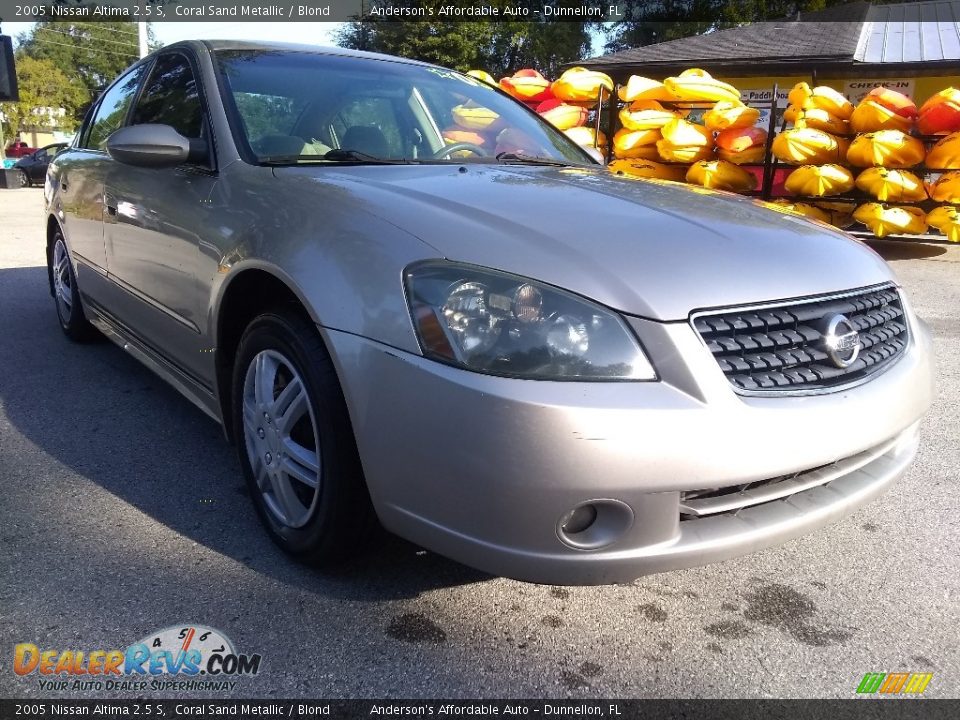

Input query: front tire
[232,310,375,565]
[16,169,29,187]
[50,231,98,341]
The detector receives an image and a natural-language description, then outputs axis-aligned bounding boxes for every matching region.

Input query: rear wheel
[50,231,97,341]
[232,310,375,564]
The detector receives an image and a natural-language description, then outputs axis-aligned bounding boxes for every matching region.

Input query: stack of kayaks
[476,66,960,241]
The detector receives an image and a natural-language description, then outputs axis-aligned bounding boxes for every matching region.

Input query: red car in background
[5,141,38,158]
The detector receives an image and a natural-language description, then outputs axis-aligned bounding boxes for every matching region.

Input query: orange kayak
[499,70,553,103]
[918,88,960,135]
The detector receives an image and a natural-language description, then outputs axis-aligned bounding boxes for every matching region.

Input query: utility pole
[138,22,148,58]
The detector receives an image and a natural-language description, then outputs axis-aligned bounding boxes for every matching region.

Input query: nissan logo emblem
[822,313,861,369]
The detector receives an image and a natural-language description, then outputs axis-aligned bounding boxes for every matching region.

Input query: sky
[2,22,343,51]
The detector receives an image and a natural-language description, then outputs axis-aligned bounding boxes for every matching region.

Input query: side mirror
[107,124,206,168]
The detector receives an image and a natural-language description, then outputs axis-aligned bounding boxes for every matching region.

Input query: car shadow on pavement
[0,266,491,601]
[865,239,948,261]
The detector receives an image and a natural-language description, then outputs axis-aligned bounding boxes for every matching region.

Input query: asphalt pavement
[1,187,957,699]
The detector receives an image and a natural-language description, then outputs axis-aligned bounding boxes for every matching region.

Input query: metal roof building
[580,0,960,80]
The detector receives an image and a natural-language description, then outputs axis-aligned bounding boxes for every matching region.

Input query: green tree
[335,1,590,78]
[0,54,87,139]
[15,21,150,123]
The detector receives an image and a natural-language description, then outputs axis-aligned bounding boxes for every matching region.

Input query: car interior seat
[254,134,324,158]
[341,126,390,158]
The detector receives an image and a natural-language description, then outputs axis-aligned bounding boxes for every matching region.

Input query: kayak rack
[602,78,957,243]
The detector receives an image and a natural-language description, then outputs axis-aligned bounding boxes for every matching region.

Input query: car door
[55,64,147,300]
[101,51,218,385]
[28,148,47,183]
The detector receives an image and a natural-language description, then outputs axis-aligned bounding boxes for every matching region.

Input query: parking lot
[1,186,957,699]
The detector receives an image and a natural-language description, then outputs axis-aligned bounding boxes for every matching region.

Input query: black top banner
[1,0,627,24]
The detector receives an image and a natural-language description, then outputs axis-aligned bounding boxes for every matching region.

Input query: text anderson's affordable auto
[12,625,261,692]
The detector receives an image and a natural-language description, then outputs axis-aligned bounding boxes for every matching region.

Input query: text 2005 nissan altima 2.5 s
[45,41,933,585]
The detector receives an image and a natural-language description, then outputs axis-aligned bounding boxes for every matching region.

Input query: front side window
[131,53,203,139]
[84,64,147,151]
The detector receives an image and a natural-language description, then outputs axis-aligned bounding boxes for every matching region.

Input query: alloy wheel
[52,238,73,323]
[242,349,322,528]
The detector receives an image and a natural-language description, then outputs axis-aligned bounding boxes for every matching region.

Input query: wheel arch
[212,263,321,443]
[45,214,63,298]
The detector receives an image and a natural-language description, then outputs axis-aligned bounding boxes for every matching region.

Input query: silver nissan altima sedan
[44,41,933,584]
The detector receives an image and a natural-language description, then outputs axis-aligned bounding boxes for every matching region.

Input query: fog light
[560,504,598,534]
[557,499,634,550]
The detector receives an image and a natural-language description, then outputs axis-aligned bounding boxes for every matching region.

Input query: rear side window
[83,65,147,151]
[131,53,203,139]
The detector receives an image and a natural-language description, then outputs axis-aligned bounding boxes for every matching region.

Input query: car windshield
[214,49,593,166]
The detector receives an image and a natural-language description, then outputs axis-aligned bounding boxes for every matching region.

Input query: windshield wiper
[259,149,411,165]
[324,149,412,164]
[494,152,573,167]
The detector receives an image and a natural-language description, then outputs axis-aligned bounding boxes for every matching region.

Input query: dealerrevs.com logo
[13,624,262,692]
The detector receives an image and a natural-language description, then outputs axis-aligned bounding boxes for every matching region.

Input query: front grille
[693,285,908,392]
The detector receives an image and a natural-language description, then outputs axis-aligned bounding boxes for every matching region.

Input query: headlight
[405,262,656,381]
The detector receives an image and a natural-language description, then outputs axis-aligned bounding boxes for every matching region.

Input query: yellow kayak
[608,158,687,182]
[686,159,757,192]
[783,105,802,124]
[784,164,855,197]
[551,67,613,104]
[766,199,831,224]
[847,130,925,168]
[815,200,856,228]
[619,100,678,130]
[853,203,928,237]
[794,107,849,135]
[925,131,960,170]
[929,171,960,202]
[617,75,677,103]
[850,99,914,133]
[802,86,854,119]
[788,82,812,108]
[613,128,662,159]
[855,167,927,202]
[452,103,501,132]
[657,141,715,164]
[663,69,740,103]
[718,145,766,165]
[772,128,849,165]
[565,126,607,151]
[466,70,497,86]
[660,118,712,147]
[536,99,588,130]
[703,101,759,132]
[926,205,960,241]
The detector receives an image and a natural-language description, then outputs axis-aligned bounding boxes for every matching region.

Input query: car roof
[162,39,437,69]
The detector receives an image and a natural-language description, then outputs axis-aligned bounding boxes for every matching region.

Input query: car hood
[276,164,894,321]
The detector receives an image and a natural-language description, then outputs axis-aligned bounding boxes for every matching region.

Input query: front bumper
[324,310,934,585]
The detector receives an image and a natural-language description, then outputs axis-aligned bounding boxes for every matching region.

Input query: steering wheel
[430,142,488,159]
